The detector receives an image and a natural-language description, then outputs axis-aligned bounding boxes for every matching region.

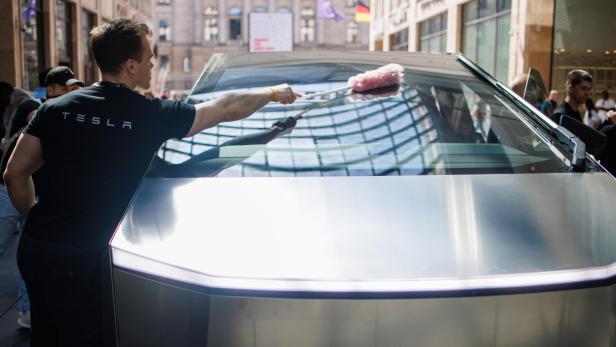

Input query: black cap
[44,67,84,87]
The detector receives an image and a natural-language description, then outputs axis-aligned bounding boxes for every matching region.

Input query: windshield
[150,60,573,178]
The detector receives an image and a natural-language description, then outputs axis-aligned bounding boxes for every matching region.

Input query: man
[553,69,592,123]
[4,19,300,346]
[2,68,83,330]
[540,89,559,116]
[596,90,615,122]
[43,66,84,101]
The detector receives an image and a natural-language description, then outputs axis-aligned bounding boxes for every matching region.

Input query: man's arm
[3,133,43,216]
[184,84,301,138]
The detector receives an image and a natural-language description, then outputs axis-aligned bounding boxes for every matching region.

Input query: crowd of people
[536,70,616,173]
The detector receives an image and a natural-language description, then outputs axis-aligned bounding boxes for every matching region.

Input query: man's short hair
[566,69,592,89]
[89,19,151,75]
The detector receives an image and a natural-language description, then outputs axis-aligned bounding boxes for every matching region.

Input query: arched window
[253,6,267,13]
[277,7,290,13]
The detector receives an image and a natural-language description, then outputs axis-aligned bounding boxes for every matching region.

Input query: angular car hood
[111,172,616,294]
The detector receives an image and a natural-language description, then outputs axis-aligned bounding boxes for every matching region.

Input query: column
[242,0,249,44]
[446,1,459,54]
[0,0,22,86]
[293,0,300,45]
[218,0,227,43]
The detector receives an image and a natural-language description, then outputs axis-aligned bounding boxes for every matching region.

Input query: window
[228,6,242,40]
[300,8,315,43]
[56,0,74,68]
[277,7,290,13]
[157,0,171,4]
[82,10,96,85]
[159,19,171,41]
[21,0,44,92]
[391,29,408,51]
[204,7,219,42]
[253,6,267,13]
[462,0,511,82]
[157,61,573,176]
[419,12,447,53]
[183,57,191,72]
[346,22,358,43]
[160,55,169,69]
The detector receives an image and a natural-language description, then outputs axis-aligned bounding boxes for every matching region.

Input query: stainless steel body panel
[112,172,616,295]
[113,268,616,347]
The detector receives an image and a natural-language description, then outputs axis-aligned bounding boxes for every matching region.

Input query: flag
[355,0,370,22]
[317,0,345,22]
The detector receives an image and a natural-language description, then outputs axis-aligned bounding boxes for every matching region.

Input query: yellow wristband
[270,88,278,102]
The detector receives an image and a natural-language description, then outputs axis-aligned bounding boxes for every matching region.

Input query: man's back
[24,82,194,248]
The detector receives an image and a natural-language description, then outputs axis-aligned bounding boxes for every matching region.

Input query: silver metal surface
[111,172,616,294]
[113,267,616,347]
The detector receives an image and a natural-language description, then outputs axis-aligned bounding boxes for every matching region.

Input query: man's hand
[269,84,302,104]
[607,110,616,122]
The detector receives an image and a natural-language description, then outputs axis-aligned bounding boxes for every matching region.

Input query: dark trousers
[17,233,110,347]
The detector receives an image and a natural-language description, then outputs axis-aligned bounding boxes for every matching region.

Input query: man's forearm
[220,89,272,123]
[5,175,35,216]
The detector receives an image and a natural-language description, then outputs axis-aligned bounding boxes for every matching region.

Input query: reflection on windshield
[150,65,569,178]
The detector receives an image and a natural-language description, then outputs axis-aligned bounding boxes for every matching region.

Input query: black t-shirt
[23,82,195,249]
[553,101,582,123]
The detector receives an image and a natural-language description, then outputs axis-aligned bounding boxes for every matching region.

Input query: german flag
[355,1,370,22]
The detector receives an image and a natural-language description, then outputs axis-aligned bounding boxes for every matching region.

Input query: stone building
[0,0,154,92]
[154,0,370,94]
[370,0,616,97]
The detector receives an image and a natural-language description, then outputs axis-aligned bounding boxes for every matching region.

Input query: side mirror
[559,115,607,155]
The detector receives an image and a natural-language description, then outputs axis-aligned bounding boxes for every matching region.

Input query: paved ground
[0,231,30,346]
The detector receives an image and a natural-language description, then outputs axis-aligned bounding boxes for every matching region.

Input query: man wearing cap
[43,66,85,101]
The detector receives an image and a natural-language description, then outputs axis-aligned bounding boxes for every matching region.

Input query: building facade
[154,0,370,94]
[0,0,154,92]
[370,0,616,98]
[370,0,554,86]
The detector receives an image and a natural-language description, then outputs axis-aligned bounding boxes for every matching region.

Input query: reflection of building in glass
[159,86,439,177]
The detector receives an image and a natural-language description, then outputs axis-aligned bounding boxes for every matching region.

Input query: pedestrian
[42,66,85,101]
[596,90,615,122]
[3,18,300,347]
[540,90,559,116]
[0,82,31,144]
[553,69,592,123]
[2,68,84,330]
[584,98,601,129]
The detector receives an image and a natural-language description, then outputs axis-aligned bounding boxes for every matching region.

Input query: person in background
[540,90,559,116]
[553,70,592,123]
[596,90,615,122]
[42,66,84,101]
[583,98,602,129]
[0,82,31,143]
[3,68,83,330]
[31,68,52,102]
[4,18,300,346]
[508,73,528,97]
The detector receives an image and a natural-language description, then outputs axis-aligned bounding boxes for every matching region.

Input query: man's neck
[565,96,579,111]
[100,73,135,90]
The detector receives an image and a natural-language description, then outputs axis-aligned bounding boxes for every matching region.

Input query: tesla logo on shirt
[62,112,132,130]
